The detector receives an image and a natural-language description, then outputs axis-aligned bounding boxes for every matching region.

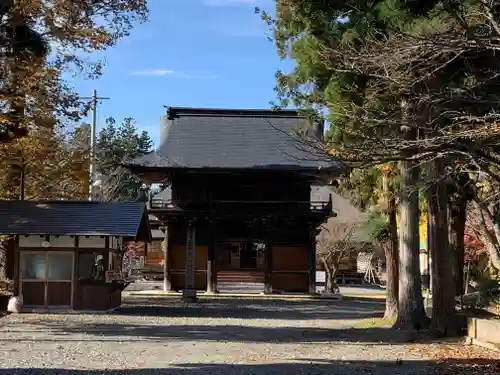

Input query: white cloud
[131,69,176,76]
[130,69,220,80]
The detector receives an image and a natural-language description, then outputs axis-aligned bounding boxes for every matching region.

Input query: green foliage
[364,211,391,243]
[96,117,153,201]
[334,167,382,211]
[267,0,441,112]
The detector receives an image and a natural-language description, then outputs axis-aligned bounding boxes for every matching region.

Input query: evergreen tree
[95,117,153,201]
[260,0,437,331]
[263,0,500,335]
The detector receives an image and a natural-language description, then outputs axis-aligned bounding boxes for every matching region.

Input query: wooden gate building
[125,107,342,297]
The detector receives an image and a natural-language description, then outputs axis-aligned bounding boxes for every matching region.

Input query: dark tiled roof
[151,229,165,239]
[153,187,172,202]
[311,186,367,223]
[0,200,151,241]
[312,186,371,243]
[126,107,342,171]
[130,152,172,169]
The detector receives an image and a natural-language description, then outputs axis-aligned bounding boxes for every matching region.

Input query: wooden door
[20,252,46,306]
[240,243,257,269]
[46,252,73,307]
[20,251,73,307]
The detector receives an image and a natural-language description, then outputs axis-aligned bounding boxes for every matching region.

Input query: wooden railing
[149,196,332,216]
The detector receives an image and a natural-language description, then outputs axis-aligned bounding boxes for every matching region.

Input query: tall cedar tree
[262,0,500,335]
[260,0,440,330]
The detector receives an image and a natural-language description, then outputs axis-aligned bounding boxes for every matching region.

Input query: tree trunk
[472,201,500,272]
[394,158,429,330]
[382,170,399,321]
[0,236,14,281]
[449,192,466,296]
[427,159,457,337]
[322,256,337,294]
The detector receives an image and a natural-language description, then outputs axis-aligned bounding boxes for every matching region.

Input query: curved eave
[121,151,345,178]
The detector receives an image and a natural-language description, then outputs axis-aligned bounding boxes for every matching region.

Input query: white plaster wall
[18,235,46,248]
[19,235,108,248]
[48,236,75,248]
[79,236,106,248]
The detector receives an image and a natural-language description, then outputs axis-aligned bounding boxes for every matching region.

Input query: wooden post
[13,236,20,296]
[182,219,198,302]
[72,236,79,310]
[264,241,273,294]
[308,227,317,295]
[162,226,171,292]
[104,236,110,273]
[206,231,216,294]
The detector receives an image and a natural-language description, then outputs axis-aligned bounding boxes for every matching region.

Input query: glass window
[21,253,45,280]
[47,253,73,281]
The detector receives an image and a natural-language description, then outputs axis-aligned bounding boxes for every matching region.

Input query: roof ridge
[0,200,146,205]
[165,106,302,119]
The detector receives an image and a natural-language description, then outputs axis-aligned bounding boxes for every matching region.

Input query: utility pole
[80,89,110,200]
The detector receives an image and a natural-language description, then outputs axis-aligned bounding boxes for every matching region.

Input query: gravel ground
[0,296,495,375]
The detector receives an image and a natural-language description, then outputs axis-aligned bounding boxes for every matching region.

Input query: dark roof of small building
[125,107,342,172]
[0,200,151,242]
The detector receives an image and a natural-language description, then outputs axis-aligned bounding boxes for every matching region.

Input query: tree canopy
[0,0,148,142]
[95,117,153,201]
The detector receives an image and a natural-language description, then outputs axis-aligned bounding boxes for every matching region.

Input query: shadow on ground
[2,321,459,344]
[0,297,450,344]
[0,359,498,375]
[115,296,385,320]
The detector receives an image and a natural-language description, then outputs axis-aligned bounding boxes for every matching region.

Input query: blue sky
[68,0,290,147]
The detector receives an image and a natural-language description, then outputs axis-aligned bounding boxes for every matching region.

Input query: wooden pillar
[72,236,79,310]
[264,241,273,294]
[104,236,110,273]
[206,230,216,294]
[182,218,198,302]
[162,225,171,292]
[308,226,317,295]
[13,236,20,296]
